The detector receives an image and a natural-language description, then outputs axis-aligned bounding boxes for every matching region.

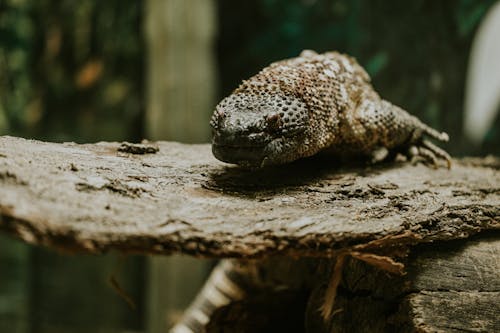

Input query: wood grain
[0,136,498,257]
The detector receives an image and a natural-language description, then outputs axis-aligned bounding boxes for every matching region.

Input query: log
[188,235,500,332]
[0,136,498,257]
[308,235,500,333]
[401,236,500,333]
[0,136,499,332]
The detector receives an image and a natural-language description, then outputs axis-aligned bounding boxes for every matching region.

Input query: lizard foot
[407,139,451,169]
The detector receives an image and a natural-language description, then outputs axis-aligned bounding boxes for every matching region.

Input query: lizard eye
[265,113,283,132]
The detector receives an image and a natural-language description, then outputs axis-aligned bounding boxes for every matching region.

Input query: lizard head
[210,92,310,167]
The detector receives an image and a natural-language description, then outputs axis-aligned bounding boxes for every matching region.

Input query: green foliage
[456,0,493,36]
[0,0,144,142]
[0,2,146,333]
[0,0,34,134]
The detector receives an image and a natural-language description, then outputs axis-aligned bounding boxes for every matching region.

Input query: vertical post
[144,0,217,332]
[145,0,216,143]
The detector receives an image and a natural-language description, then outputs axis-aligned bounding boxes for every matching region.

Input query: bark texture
[400,236,500,333]
[205,235,499,332]
[0,136,498,257]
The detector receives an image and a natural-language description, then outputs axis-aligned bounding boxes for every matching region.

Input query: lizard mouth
[212,135,305,167]
[212,124,306,168]
[211,129,272,166]
[211,142,268,167]
[211,126,308,167]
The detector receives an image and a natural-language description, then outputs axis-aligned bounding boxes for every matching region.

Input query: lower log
[187,233,499,332]
[313,233,500,332]
[402,291,499,332]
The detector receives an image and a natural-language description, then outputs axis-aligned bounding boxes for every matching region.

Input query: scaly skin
[211,50,450,167]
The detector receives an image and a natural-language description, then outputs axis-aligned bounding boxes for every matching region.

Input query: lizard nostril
[266,114,283,132]
[217,109,226,118]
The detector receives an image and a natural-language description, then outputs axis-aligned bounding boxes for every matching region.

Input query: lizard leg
[350,98,451,167]
[380,101,451,168]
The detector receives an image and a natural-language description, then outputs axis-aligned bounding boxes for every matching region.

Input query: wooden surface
[0,136,498,258]
[198,235,499,332]
[402,236,500,332]
[305,235,500,333]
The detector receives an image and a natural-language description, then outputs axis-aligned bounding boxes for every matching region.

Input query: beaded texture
[211,50,450,167]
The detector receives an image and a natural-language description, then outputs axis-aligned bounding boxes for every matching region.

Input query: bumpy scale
[211,50,450,168]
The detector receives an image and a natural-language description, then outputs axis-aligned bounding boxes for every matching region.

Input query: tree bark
[0,136,498,257]
[303,234,500,332]
[186,235,499,332]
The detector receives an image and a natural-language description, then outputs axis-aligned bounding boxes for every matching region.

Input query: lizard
[171,50,452,332]
[210,49,451,168]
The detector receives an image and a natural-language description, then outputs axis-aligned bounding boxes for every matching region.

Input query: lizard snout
[210,92,311,166]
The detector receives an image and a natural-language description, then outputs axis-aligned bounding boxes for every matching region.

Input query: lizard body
[211,50,450,167]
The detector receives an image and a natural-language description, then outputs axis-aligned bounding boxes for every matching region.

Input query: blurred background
[0,0,499,332]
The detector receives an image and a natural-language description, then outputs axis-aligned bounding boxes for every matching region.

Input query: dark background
[0,0,498,332]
